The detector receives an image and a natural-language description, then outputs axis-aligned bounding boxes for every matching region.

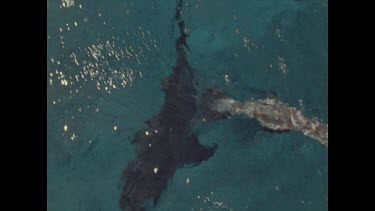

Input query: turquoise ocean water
[47,0,327,210]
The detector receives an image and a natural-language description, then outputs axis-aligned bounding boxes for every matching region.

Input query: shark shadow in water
[119,1,218,210]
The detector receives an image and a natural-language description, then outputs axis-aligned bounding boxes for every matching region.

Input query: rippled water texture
[47,0,327,210]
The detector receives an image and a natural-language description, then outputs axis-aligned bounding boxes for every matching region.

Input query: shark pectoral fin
[200,87,231,122]
[187,142,218,165]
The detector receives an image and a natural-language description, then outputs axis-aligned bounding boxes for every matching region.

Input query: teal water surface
[47,0,327,210]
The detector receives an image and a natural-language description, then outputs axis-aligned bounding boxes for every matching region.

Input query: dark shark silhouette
[119,1,218,210]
